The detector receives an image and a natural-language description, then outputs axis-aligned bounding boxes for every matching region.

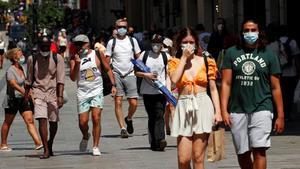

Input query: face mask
[152,44,161,53]
[80,48,88,58]
[161,47,169,53]
[243,32,259,45]
[40,51,50,57]
[18,56,26,65]
[217,24,223,31]
[117,28,127,36]
[181,44,195,51]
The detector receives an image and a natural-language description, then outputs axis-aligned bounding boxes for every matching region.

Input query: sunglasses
[117,26,127,29]
[243,28,258,33]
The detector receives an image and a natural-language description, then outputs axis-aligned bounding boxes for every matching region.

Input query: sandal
[0,146,12,152]
[35,144,43,150]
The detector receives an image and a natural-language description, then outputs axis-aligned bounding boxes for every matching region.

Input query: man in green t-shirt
[220,19,285,169]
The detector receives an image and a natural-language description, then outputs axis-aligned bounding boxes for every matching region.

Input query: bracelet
[112,84,116,87]
[58,96,63,98]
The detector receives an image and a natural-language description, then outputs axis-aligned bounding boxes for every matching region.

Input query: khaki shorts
[114,73,138,98]
[34,98,59,122]
[230,110,273,154]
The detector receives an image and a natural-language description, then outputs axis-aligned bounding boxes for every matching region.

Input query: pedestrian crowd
[1,17,299,169]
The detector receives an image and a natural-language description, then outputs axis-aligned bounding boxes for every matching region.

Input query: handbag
[207,127,226,162]
[96,50,112,96]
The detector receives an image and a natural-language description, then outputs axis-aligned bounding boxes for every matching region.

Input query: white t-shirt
[105,36,141,76]
[138,51,170,95]
[280,36,300,77]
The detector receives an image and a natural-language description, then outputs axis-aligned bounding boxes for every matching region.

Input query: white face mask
[217,24,223,31]
[181,44,195,51]
[152,44,161,53]
[40,51,50,57]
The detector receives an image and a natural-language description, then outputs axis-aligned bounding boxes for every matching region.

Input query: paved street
[0,59,300,169]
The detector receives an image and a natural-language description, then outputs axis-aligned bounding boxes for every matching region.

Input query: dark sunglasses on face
[243,28,258,33]
[117,26,127,29]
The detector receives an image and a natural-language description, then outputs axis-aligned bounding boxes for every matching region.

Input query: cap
[163,38,173,47]
[73,34,90,43]
[151,34,163,43]
[61,28,66,32]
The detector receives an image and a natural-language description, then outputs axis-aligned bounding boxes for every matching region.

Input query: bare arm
[8,79,25,95]
[220,69,232,127]
[270,74,285,133]
[209,80,222,124]
[98,51,117,96]
[69,54,81,81]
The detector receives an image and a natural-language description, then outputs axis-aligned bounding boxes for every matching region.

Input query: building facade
[79,0,297,39]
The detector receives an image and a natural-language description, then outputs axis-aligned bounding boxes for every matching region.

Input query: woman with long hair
[168,27,222,169]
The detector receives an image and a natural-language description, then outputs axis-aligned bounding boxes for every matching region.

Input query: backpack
[32,52,57,85]
[31,53,68,103]
[111,37,135,57]
[136,51,168,94]
[111,36,136,77]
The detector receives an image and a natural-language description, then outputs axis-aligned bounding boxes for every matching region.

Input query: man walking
[105,18,141,138]
[25,31,65,159]
[69,34,116,156]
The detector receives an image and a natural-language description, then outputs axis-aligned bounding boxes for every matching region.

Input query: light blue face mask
[18,56,26,65]
[117,28,127,36]
[243,32,259,45]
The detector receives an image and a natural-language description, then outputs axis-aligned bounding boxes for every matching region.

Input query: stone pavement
[0,61,300,169]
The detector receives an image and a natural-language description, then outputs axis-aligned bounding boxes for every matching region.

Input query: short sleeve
[167,58,180,75]
[268,50,281,75]
[222,47,234,69]
[207,57,218,80]
[6,67,15,81]
[133,37,141,54]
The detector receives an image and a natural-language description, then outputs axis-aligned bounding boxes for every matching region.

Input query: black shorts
[5,97,34,114]
[0,49,4,55]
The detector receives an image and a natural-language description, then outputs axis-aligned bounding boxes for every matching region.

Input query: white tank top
[77,50,103,101]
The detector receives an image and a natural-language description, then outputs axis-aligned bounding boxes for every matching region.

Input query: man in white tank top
[70,34,116,156]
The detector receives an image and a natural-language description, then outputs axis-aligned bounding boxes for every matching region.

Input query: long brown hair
[174,27,199,58]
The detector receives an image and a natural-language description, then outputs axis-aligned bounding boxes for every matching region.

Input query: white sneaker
[92,147,101,156]
[79,133,91,152]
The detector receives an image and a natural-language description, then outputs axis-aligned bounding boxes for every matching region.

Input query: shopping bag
[207,127,225,162]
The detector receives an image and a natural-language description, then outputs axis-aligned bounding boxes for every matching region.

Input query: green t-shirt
[222,46,281,113]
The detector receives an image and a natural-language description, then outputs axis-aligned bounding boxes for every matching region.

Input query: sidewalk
[0,65,300,169]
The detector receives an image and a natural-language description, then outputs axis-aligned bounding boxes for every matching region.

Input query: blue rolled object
[131,59,177,106]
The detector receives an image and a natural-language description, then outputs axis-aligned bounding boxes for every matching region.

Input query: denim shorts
[77,94,104,114]
[230,110,273,154]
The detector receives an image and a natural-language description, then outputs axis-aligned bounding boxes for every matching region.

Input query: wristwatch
[112,84,117,87]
